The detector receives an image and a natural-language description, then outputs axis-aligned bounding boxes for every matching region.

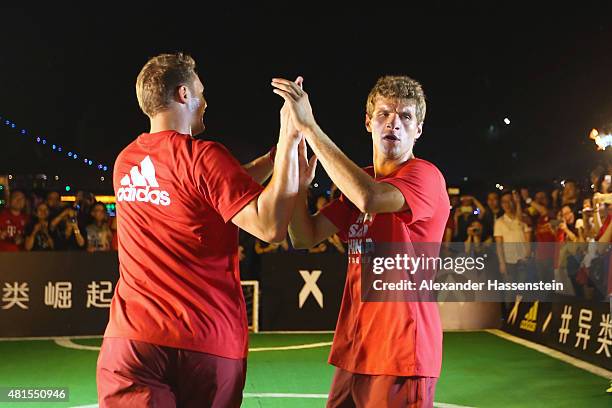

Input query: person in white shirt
[494,190,531,285]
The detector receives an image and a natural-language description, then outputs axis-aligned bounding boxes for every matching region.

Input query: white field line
[486,329,612,379]
[53,338,333,352]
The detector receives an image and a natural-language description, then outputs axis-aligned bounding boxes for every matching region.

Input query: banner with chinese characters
[0,252,118,337]
[503,296,611,370]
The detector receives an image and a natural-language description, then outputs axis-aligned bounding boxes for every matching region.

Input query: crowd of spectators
[0,190,116,252]
[2,164,611,300]
[444,164,612,301]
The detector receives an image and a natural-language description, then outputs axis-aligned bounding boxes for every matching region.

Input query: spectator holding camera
[453,195,486,242]
[51,204,86,250]
[464,219,492,257]
[556,204,586,297]
[557,205,584,243]
[561,180,580,214]
[24,203,54,251]
[45,191,65,221]
[86,202,113,252]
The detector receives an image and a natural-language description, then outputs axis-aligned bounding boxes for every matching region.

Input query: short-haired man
[96,53,300,407]
[273,76,449,407]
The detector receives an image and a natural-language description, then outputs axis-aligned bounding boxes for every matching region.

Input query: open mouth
[383,134,399,142]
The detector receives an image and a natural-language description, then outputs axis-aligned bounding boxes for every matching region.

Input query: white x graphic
[298,270,323,309]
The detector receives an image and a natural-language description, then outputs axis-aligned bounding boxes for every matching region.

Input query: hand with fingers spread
[272,76,317,132]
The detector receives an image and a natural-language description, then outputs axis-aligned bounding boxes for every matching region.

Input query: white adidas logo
[116,156,171,206]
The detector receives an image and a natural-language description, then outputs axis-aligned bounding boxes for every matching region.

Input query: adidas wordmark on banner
[116,155,171,206]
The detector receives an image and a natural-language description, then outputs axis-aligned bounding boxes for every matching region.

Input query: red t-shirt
[534,214,556,261]
[320,158,450,377]
[0,209,27,251]
[105,131,263,359]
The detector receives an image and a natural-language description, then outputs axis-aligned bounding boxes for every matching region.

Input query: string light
[1,115,110,172]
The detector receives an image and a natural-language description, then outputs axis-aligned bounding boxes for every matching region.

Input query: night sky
[2,7,612,195]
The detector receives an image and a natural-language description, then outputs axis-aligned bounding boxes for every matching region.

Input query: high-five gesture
[279,77,305,142]
[272,77,318,132]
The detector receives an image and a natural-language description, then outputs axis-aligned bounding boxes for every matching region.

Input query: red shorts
[96,337,246,408]
[327,367,437,408]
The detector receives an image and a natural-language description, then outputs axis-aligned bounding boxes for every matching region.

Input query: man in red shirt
[0,190,27,251]
[96,53,301,408]
[273,76,449,407]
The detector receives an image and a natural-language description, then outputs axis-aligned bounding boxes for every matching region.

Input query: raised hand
[279,77,304,143]
[272,77,317,132]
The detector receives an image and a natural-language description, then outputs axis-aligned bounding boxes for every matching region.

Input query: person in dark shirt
[24,203,54,251]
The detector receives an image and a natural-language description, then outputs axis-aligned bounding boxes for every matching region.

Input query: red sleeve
[195,142,264,223]
[319,194,357,242]
[384,161,443,225]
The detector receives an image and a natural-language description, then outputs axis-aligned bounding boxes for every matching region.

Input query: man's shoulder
[191,139,230,154]
[407,158,443,175]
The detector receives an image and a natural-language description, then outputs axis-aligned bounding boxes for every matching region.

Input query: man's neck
[149,111,191,135]
[9,208,21,217]
[373,150,414,178]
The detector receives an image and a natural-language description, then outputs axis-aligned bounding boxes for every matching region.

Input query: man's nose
[385,113,401,129]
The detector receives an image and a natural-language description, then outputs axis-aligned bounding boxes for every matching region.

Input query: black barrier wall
[1,252,610,373]
[504,297,612,370]
[260,253,346,331]
[0,252,118,337]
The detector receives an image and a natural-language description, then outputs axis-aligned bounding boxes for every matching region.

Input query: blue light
[20,129,26,135]
[58,147,62,152]
[103,166,108,171]
[4,120,9,125]
[97,164,102,169]
[88,160,93,165]
[42,139,46,145]
[68,152,73,157]
[11,123,15,128]
[65,186,71,192]
[52,144,56,150]
[73,154,78,159]
[36,137,41,143]
[84,158,88,163]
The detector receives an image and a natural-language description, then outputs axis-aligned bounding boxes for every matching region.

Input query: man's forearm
[243,152,273,185]
[303,124,375,211]
[256,139,299,242]
[288,190,316,249]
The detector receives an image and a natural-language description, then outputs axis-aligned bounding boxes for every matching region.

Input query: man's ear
[177,85,189,104]
[365,113,372,132]
[415,122,423,141]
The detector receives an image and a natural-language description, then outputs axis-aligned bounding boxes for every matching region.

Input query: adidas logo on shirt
[116,156,171,206]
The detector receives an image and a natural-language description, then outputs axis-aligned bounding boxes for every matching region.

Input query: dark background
[1,6,611,195]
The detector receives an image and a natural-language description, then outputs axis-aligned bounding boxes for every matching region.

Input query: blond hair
[135,52,197,117]
[366,75,426,123]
